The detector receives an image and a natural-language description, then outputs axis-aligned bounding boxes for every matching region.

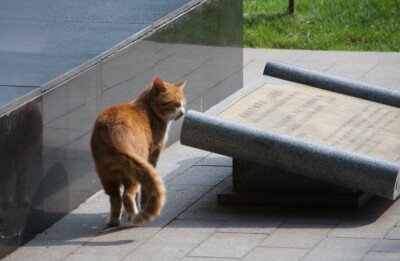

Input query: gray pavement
[243,49,400,91]
[5,49,400,261]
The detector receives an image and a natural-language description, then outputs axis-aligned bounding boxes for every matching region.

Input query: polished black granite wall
[0,0,195,108]
[0,0,242,257]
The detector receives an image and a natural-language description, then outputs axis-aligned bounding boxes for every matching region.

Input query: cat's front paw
[106,217,120,227]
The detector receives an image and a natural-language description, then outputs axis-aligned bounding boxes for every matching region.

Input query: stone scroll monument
[181,61,400,208]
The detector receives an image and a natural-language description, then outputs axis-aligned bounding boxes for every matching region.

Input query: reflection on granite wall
[0,0,242,257]
[0,99,43,256]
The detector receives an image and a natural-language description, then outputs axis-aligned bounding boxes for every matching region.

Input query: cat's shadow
[24,212,136,247]
[24,193,398,248]
[24,152,399,247]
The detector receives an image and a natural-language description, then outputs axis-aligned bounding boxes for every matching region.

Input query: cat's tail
[118,151,166,226]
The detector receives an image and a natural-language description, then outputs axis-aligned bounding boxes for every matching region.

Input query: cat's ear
[153,77,167,96]
[175,80,186,90]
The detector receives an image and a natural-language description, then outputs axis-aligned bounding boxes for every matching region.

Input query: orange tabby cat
[90,77,186,226]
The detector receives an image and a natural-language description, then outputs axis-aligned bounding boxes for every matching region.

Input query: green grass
[244,0,400,51]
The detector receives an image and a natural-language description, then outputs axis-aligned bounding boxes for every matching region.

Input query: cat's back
[94,102,149,130]
[91,102,149,156]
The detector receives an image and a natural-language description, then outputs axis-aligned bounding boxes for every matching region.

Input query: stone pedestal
[180,62,400,208]
[217,158,371,208]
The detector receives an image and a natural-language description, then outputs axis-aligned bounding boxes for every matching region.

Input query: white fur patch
[179,100,185,115]
[164,122,171,145]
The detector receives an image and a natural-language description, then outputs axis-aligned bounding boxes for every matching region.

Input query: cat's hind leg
[122,178,140,223]
[102,179,122,227]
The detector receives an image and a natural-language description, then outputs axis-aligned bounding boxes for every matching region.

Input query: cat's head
[149,77,186,122]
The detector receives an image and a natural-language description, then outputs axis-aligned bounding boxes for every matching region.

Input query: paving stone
[304,51,397,63]
[182,257,239,261]
[165,184,212,208]
[3,239,79,261]
[260,223,334,248]
[77,190,108,205]
[238,205,294,218]
[168,165,232,186]
[242,247,309,261]
[292,61,335,73]
[374,197,400,218]
[165,219,225,230]
[203,176,233,196]
[243,48,311,86]
[124,243,196,261]
[32,191,109,243]
[63,253,122,261]
[163,142,210,159]
[244,72,263,86]
[158,142,210,182]
[195,154,232,167]
[123,220,224,260]
[218,212,283,234]
[189,232,266,259]
[325,62,377,80]
[329,214,400,239]
[363,251,400,261]
[74,227,159,258]
[34,212,108,241]
[243,49,400,92]
[285,207,346,225]
[385,227,400,240]
[177,194,239,221]
[394,82,400,91]
[243,48,311,63]
[156,154,197,179]
[372,239,400,252]
[364,62,400,78]
[361,76,400,91]
[243,60,266,86]
[140,206,187,229]
[243,55,252,67]
[114,205,187,229]
[302,237,377,261]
